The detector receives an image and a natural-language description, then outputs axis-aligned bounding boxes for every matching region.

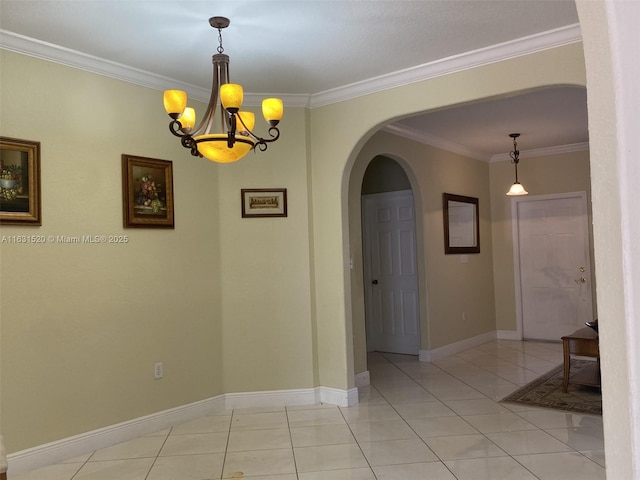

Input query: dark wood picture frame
[0,137,42,225]
[122,154,174,228]
[443,192,480,254]
[241,188,287,218]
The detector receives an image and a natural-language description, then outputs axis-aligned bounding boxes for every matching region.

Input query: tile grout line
[336,401,380,480]
[142,427,172,480]
[284,406,301,479]
[218,410,235,480]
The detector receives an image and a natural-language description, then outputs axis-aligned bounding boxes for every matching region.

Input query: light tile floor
[12,339,606,479]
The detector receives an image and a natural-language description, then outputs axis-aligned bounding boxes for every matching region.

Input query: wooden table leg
[562,338,571,393]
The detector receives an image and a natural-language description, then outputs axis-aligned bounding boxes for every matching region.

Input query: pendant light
[506,133,528,196]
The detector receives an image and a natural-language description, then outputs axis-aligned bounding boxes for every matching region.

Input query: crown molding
[490,142,590,162]
[383,124,489,161]
[1,24,580,110]
[0,29,311,108]
[310,23,582,108]
[384,124,589,161]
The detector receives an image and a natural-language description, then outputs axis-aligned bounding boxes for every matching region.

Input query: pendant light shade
[507,181,528,196]
[220,83,244,112]
[163,90,187,117]
[194,134,254,163]
[262,98,284,125]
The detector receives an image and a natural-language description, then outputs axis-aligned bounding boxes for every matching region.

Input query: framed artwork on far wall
[122,154,174,228]
[0,136,42,225]
[241,188,287,218]
[442,192,479,254]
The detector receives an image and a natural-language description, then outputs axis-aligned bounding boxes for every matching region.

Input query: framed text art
[0,137,42,225]
[122,154,174,228]
[241,188,287,218]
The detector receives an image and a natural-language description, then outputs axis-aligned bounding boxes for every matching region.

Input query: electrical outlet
[154,362,163,379]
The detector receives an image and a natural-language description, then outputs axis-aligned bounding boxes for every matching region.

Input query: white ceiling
[0,0,587,159]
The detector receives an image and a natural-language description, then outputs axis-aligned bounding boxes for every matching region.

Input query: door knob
[372,279,379,285]
[575,277,587,283]
[579,266,586,273]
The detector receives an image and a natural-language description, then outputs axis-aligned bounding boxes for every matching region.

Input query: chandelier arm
[264,126,280,142]
[220,59,232,134]
[179,135,200,157]
[169,120,186,137]
[189,57,227,137]
[252,127,281,151]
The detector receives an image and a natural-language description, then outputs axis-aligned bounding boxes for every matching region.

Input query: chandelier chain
[217,27,224,54]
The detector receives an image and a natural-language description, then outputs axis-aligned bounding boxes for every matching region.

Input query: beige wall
[0,50,313,452]
[217,108,315,394]
[490,148,594,332]
[0,50,223,451]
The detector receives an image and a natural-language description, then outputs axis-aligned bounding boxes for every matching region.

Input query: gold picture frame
[122,154,174,228]
[0,136,42,225]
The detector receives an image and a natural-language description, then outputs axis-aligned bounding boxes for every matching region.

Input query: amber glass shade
[194,134,255,163]
[163,90,187,116]
[237,111,256,134]
[262,98,283,125]
[220,84,244,112]
[179,107,196,131]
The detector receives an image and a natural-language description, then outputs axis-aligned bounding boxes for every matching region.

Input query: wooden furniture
[561,327,600,393]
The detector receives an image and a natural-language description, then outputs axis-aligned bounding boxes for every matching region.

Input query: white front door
[515,193,594,340]
[362,190,420,354]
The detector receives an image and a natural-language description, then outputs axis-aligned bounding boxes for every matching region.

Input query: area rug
[500,360,602,416]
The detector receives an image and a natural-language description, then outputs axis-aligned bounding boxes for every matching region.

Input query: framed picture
[122,154,174,228]
[442,192,479,254]
[241,188,287,218]
[0,137,42,225]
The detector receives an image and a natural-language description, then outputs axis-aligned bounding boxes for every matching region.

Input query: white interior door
[362,190,420,354]
[516,193,594,340]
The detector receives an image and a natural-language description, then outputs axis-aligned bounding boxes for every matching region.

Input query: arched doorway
[360,156,421,355]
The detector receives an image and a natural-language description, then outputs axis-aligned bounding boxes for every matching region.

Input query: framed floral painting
[122,154,174,228]
[0,136,41,225]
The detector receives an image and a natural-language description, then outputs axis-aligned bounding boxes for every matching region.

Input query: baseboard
[224,388,317,410]
[7,395,226,476]
[419,330,498,362]
[317,386,359,407]
[354,370,370,388]
[8,384,358,475]
[497,330,522,340]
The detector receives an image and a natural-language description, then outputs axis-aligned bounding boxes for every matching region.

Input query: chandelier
[163,17,283,164]
[506,133,528,196]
